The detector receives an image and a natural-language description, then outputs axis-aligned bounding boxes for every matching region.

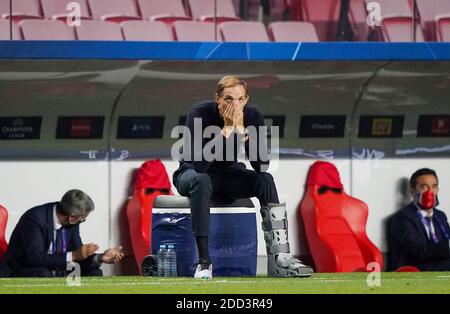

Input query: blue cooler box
[152,195,257,277]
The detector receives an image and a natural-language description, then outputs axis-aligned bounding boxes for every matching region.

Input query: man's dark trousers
[174,163,279,237]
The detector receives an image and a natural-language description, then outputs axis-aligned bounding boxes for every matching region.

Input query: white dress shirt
[48,205,73,262]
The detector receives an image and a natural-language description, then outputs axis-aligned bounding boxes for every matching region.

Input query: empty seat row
[1,0,450,42]
[0,19,321,42]
[2,18,450,42]
[0,0,241,23]
[296,0,450,41]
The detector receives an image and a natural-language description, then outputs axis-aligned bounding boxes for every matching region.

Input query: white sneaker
[194,259,213,279]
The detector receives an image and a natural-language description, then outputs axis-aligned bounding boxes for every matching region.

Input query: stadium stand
[0,20,21,40]
[41,0,91,21]
[76,20,123,40]
[366,0,424,42]
[173,21,221,41]
[415,0,450,41]
[88,0,141,22]
[0,0,42,21]
[20,19,76,40]
[121,20,174,41]
[0,0,445,42]
[137,0,191,23]
[221,21,269,42]
[187,0,241,23]
[268,21,319,42]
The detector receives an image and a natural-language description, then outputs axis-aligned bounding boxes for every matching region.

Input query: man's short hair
[409,168,438,189]
[58,189,95,216]
[216,76,248,97]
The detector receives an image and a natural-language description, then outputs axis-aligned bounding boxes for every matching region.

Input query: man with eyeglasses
[0,189,124,277]
[173,76,313,279]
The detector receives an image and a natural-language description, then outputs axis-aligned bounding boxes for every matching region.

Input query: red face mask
[416,190,439,210]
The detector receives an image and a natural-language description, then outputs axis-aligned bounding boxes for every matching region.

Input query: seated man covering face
[0,189,124,277]
[173,75,313,279]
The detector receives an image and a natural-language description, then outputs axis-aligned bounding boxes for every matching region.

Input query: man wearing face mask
[389,168,450,271]
[0,189,124,277]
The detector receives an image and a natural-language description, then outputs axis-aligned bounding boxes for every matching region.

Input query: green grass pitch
[1,272,450,294]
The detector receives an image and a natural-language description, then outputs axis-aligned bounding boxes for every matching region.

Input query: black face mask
[63,216,83,229]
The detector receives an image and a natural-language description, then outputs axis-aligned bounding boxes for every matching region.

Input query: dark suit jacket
[0,202,95,277]
[389,203,450,271]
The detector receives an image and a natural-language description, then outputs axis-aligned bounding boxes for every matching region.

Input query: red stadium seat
[121,21,174,41]
[0,20,21,40]
[76,20,123,40]
[366,0,424,42]
[126,160,173,274]
[88,0,141,23]
[300,0,340,41]
[20,19,76,40]
[302,0,368,41]
[437,17,450,42]
[0,205,8,261]
[301,0,339,23]
[299,161,383,272]
[41,0,91,21]
[0,0,42,21]
[395,266,420,272]
[369,0,413,17]
[138,0,191,23]
[187,0,241,23]
[415,0,450,41]
[382,17,425,42]
[268,21,319,42]
[221,21,270,42]
[173,21,221,41]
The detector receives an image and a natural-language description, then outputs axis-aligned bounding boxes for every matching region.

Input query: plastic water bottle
[166,244,177,277]
[157,244,167,277]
